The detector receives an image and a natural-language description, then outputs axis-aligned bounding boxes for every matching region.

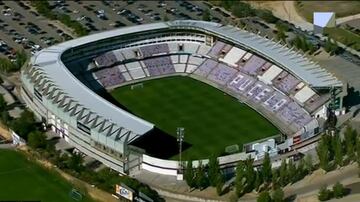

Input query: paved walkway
[136,162,360,202]
[285,164,358,198]
[134,170,230,202]
[309,51,360,90]
[337,14,360,25]
[0,143,15,149]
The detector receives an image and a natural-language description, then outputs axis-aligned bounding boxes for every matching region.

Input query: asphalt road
[278,19,360,66]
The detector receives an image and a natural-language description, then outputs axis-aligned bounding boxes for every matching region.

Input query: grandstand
[20,20,345,175]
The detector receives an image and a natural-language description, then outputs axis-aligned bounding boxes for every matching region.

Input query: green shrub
[318,185,332,201]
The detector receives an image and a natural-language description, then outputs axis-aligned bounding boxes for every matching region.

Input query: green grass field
[324,27,360,51]
[111,76,278,160]
[0,149,94,202]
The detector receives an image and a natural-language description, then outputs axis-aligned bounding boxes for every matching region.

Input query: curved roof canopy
[30,20,342,140]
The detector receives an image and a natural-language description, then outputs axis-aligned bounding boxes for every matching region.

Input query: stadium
[20,20,345,175]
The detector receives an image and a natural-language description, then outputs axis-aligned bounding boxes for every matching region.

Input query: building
[313,12,336,34]
[20,20,345,175]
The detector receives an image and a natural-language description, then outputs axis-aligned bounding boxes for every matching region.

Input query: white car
[97,10,105,14]
[117,9,127,15]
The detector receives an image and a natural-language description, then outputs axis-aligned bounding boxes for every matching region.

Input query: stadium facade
[20,20,345,174]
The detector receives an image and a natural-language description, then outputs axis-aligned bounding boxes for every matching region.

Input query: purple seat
[194,59,218,77]
[140,44,170,58]
[240,55,266,75]
[207,63,237,85]
[143,56,175,76]
[95,67,125,87]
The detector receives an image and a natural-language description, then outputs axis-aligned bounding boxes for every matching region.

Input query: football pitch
[111,76,278,160]
[0,149,94,202]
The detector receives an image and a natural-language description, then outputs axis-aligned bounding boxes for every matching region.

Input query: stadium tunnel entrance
[130,127,191,159]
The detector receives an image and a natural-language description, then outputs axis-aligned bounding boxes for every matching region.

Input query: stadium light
[177,127,185,173]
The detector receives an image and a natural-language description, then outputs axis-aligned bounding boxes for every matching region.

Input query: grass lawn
[324,27,360,51]
[111,76,278,160]
[0,149,95,202]
[295,1,360,22]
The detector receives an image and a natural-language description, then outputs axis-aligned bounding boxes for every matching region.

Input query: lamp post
[177,127,185,173]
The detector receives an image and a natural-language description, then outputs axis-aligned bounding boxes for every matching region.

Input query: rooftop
[29,20,342,144]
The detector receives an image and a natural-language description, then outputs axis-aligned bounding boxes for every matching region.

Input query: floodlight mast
[177,127,185,173]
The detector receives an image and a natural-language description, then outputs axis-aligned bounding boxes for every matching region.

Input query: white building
[313,12,336,34]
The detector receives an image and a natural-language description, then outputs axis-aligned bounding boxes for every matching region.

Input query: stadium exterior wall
[20,71,129,174]
[20,20,344,177]
[141,152,256,176]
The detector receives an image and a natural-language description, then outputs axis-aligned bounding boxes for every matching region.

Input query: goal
[225,144,239,154]
[69,188,83,201]
[130,83,144,90]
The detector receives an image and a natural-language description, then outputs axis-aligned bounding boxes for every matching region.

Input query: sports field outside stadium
[110,76,278,160]
[0,149,94,202]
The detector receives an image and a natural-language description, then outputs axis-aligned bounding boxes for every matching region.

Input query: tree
[262,153,272,183]
[304,155,313,174]
[333,182,346,198]
[324,38,341,56]
[195,161,208,190]
[235,161,246,196]
[307,42,317,55]
[318,185,332,201]
[184,160,195,188]
[344,126,357,161]
[294,158,306,182]
[254,171,263,191]
[272,169,279,188]
[28,131,47,149]
[231,2,255,18]
[67,153,84,173]
[15,49,27,69]
[0,110,11,125]
[0,57,16,72]
[356,137,360,165]
[317,135,330,171]
[324,38,333,53]
[216,173,225,195]
[208,155,220,187]
[216,0,232,10]
[256,9,278,23]
[287,159,296,184]
[56,153,70,169]
[333,135,343,167]
[244,157,256,193]
[0,95,6,111]
[202,9,211,21]
[10,110,36,140]
[276,29,287,43]
[257,191,271,202]
[279,159,288,186]
[272,187,284,202]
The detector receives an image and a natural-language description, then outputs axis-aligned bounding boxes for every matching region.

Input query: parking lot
[48,0,230,31]
[0,0,279,61]
[0,1,71,60]
[0,0,229,60]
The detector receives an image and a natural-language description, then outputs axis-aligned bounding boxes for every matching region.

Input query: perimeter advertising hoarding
[116,184,134,201]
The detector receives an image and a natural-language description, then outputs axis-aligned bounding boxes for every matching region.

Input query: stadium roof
[31,20,342,140]
[31,48,155,138]
[48,20,342,89]
[167,20,342,88]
